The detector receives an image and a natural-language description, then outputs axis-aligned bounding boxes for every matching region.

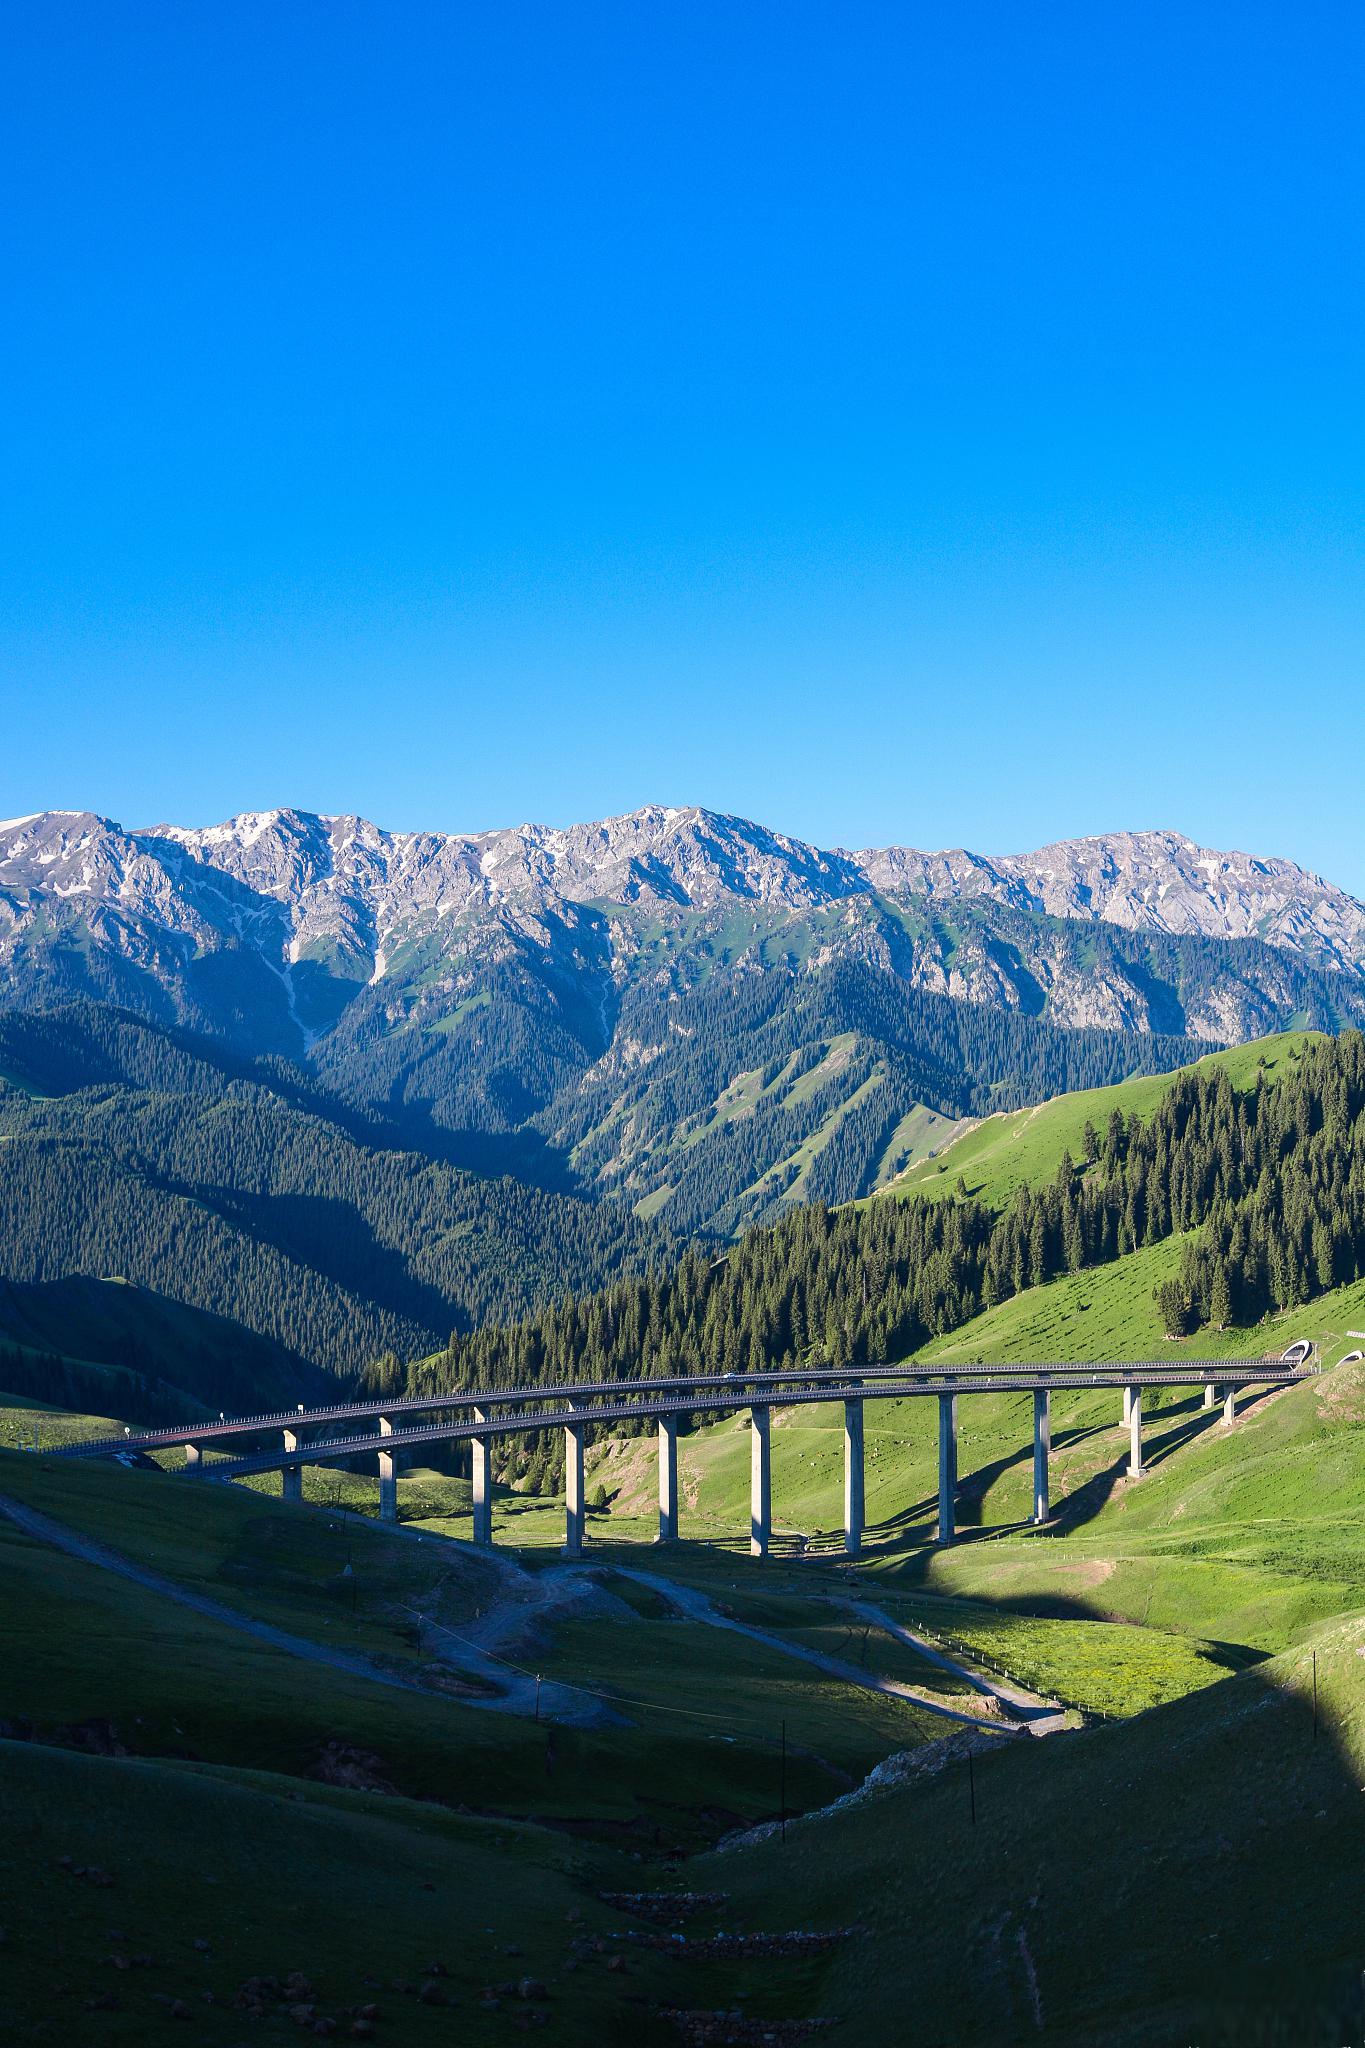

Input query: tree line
[396,1033,1365,1489]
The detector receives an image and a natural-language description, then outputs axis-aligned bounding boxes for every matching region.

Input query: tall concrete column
[1122,1385,1135,1427]
[1032,1388,1051,1525]
[656,1415,679,1543]
[183,1441,203,1474]
[563,1421,585,1558]
[377,1415,398,1524]
[1127,1388,1144,1479]
[843,1399,865,1558]
[750,1405,771,1558]
[937,1393,957,1545]
[470,1407,492,1547]
[1223,1388,1236,1427]
[281,1428,303,1504]
[1203,1383,1216,1409]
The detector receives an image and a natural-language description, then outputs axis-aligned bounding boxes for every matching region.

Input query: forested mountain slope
[6,806,1365,1231]
[0,1274,329,1422]
[517,962,1211,1233]
[0,1004,667,1386]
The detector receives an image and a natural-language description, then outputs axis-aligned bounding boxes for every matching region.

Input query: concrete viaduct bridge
[50,1345,1317,1557]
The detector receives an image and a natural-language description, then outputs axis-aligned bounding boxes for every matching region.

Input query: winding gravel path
[0,1491,616,1727]
[4,1489,1063,1739]
[410,1558,625,1727]
[842,1599,1069,1738]
[608,1566,1030,1735]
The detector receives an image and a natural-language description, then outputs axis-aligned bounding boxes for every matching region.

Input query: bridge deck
[48,1354,1312,1468]
[180,1362,1313,1482]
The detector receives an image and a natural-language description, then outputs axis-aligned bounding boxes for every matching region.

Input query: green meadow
[9,1030,1365,2042]
[888,1029,1317,1206]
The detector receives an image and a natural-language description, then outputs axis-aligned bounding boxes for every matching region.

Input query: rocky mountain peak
[988,828,1365,960]
[493,803,866,909]
[0,803,1362,1063]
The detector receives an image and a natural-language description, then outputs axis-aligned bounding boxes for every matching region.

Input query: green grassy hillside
[868,1098,974,1189]
[888,1029,1318,1207]
[0,1426,986,2042]
[701,1610,1365,2046]
[551,1260,1365,1673]
[0,1393,132,1452]
[911,1220,1360,1370]
[11,1321,1365,2043]
[0,1445,940,1830]
[0,1524,1351,2048]
[1,1738,677,2048]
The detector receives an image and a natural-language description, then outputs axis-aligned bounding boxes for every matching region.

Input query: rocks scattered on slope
[714,1726,1009,1854]
[661,2009,838,2044]
[599,1890,730,1925]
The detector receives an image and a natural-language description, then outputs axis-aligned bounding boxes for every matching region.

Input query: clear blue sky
[3,2,1363,885]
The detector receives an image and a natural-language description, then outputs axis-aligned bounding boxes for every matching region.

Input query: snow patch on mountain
[0,804,1362,1060]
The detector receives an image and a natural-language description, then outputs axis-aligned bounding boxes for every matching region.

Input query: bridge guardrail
[44,1348,1320,1466]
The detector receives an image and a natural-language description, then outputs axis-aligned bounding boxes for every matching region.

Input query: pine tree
[1156,1278,1193,1338]
[1209,1264,1232,1331]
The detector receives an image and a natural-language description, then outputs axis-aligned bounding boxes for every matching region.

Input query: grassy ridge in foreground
[0,1739,685,2047]
[9,1353,1365,2043]
[0,1448,937,1827]
[702,1612,1365,2047]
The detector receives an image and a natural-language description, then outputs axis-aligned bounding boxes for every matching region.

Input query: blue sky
[3,2,1363,885]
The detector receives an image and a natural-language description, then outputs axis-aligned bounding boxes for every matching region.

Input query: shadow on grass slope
[702,1618,1365,2046]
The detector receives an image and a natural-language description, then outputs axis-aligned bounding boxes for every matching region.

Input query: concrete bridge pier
[183,1441,203,1475]
[377,1415,398,1523]
[1223,1388,1236,1427]
[1122,1384,1135,1427]
[471,1407,492,1546]
[1032,1388,1051,1524]
[843,1398,864,1557]
[750,1405,771,1557]
[937,1393,957,1545]
[656,1415,679,1543]
[281,1429,303,1504]
[1204,1383,1217,1409]
[563,1421,585,1558]
[1127,1388,1144,1479]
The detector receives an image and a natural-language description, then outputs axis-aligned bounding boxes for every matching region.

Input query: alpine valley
[0,800,1360,1405]
[12,806,1365,2048]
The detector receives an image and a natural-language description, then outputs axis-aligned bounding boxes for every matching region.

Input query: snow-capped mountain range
[4,802,1364,1229]
[3,803,1362,991]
